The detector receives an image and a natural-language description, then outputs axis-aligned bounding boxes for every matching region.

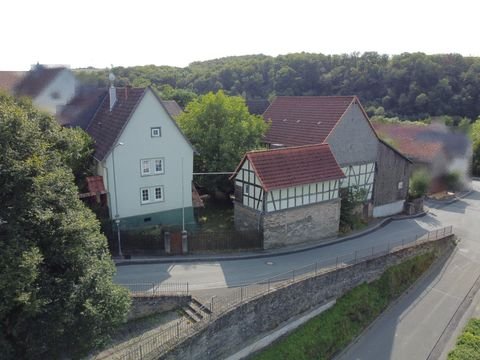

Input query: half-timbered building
[232,144,345,248]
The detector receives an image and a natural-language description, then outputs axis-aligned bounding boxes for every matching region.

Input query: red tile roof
[15,66,64,98]
[373,123,445,163]
[0,71,24,92]
[86,176,106,193]
[263,96,356,146]
[237,144,345,191]
[86,87,146,160]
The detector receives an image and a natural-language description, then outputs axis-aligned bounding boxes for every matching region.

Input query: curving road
[338,181,480,360]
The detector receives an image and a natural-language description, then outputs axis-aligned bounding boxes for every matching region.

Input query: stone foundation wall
[234,202,262,232]
[128,295,191,320]
[262,199,341,249]
[161,235,455,360]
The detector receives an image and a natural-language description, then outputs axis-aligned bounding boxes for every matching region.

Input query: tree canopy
[0,93,130,358]
[77,52,480,119]
[176,90,268,192]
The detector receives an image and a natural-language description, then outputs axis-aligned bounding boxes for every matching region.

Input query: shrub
[409,169,431,199]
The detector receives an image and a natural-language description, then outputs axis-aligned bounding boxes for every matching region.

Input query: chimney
[108,72,116,111]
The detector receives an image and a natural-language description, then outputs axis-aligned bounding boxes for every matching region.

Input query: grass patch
[448,318,480,360]
[253,252,437,360]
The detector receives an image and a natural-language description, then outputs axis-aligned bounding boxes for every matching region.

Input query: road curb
[115,211,427,266]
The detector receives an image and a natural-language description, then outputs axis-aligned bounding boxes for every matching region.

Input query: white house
[14,64,77,114]
[62,83,196,230]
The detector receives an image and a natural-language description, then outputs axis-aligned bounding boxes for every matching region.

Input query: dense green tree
[471,119,480,176]
[0,93,130,358]
[176,91,268,192]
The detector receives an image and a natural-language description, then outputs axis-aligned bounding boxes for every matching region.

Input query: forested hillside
[76,52,480,118]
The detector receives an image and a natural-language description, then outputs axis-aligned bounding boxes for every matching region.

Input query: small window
[244,184,250,195]
[154,186,163,201]
[141,188,149,203]
[398,181,404,190]
[141,160,151,175]
[154,159,164,174]
[151,127,161,137]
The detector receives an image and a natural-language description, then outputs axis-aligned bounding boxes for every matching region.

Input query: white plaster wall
[34,69,76,114]
[373,200,404,218]
[103,89,194,219]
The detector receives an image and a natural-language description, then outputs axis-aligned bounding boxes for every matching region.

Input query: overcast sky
[2,0,478,70]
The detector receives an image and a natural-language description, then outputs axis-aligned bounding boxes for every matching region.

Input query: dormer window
[151,127,161,137]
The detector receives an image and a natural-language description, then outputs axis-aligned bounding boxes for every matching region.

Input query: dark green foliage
[0,93,130,358]
[339,187,366,233]
[472,119,480,176]
[409,169,431,199]
[176,90,268,193]
[443,171,461,191]
[448,318,480,360]
[76,52,480,119]
[254,252,436,360]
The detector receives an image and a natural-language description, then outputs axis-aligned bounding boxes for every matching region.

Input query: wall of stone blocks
[160,235,455,360]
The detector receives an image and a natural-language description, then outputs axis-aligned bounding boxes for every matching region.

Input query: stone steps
[181,298,211,323]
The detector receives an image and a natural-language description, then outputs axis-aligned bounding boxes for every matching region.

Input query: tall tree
[0,93,130,358]
[176,91,268,192]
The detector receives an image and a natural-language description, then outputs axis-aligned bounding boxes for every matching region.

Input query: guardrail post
[211,296,214,313]
[315,262,318,276]
[152,282,155,296]
[241,287,244,302]
[139,344,143,359]
[186,282,189,295]
[176,321,180,338]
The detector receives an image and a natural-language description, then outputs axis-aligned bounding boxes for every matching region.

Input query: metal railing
[118,282,189,297]
[108,225,453,360]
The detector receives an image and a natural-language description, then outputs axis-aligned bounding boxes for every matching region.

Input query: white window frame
[154,159,164,174]
[151,127,161,137]
[140,188,150,204]
[140,186,165,205]
[140,158,165,176]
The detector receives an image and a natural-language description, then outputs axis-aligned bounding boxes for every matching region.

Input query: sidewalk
[114,211,427,266]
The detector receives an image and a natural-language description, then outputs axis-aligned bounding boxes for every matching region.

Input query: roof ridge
[247,143,329,155]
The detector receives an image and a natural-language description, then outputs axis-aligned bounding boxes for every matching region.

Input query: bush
[409,169,431,199]
[448,318,480,360]
[443,171,461,191]
[339,187,367,233]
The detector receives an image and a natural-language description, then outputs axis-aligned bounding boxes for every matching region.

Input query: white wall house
[86,86,195,229]
[15,65,77,115]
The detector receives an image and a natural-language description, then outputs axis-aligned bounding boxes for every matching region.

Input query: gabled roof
[263,96,357,146]
[373,123,469,163]
[85,87,196,161]
[86,87,146,161]
[233,144,345,192]
[14,66,65,98]
[160,100,183,118]
[58,87,107,129]
[0,71,24,92]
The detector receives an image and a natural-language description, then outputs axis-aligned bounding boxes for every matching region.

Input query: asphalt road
[116,199,449,291]
[338,182,480,360]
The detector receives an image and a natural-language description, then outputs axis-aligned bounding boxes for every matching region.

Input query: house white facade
[33,68,77,114]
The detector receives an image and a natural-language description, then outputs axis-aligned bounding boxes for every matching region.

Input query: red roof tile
[240,144,345,191]
[263,96,355,146]
[373,123,445,163]
[86,176,106,193]
[86,87,146,160]
[0,71,24,92]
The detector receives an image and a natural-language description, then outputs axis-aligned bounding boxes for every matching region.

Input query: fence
[108,225,453,360]
[119,282,189,297]
[188,230,263,252]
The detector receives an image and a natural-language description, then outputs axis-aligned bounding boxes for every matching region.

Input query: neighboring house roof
[263,96,357,146]
[246,99,270,115]
[373,123,469,164]
[14,66,65,98]
[79,176,107,198]
[58,87,107,129]
[160,100,183,118]
[0,71,24,92]
[192,184,205,208]
[234,144,345,191]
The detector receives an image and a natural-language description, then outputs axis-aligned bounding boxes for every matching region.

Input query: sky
[2,0,479,70]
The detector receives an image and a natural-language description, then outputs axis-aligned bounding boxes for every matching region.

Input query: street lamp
[112,142,124,257]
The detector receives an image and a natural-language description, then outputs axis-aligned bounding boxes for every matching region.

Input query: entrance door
[171,232,183,255]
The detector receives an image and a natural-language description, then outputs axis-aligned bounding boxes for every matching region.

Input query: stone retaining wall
[128,295,191,321]
[160,235,455,359]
